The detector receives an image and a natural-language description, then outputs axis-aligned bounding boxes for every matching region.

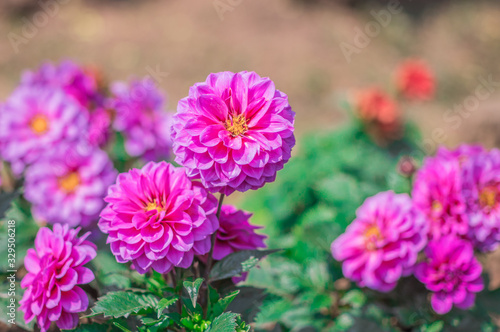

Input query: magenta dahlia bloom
[331,191,428,292]
[412,154,468,239]
[436,144,485,165]
[0,86,88,175]
[99,161,218,274]
[461,148,500,251]
[415,235,483,314]
[171,71,295,195]
[24,143,116,227]
[19,224,96,332]
[21,60,103,108]
[111,78,173,161]
[212,205,266,260]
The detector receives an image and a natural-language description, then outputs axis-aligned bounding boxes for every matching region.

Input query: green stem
[205,193,225,281]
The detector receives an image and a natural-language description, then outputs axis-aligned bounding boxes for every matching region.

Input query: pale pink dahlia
[21,60,103,108]
[212,205,266,260]
[331,191,428,292]
[19,224,96,332]
[99,162,219,274]
[171,71,295,195]
[415,235,483,314]
[24,143,116,227]
[0,86,88,175]
[412,154,468,239]
[111,78,173,161]
[462,148,500,251]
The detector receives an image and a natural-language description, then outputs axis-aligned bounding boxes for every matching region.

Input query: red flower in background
[356,87,401,138]
[396,59,435,101]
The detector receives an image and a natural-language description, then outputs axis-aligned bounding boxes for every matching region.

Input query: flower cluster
[333,144,498,314]
[19,224,96,332]
[171,71,295,195]
[352,59,435,142]
[331,191,428,292]
[413,144,500,251]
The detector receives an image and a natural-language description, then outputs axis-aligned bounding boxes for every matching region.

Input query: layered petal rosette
[331,191,428,292]
[412,153,468,239]
[171,71,295,195]
[395,59,435,101]
[99,162,219,274]
[212,205,267,260]
[21,60,103,108]
[24,143,116,227]
[111,78,173,161]
[462,148,500,251]
[415,235,484,314]
[19,224,97,332]
[0,86,88,174]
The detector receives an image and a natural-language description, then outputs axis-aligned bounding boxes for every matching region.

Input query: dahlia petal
[56,311,79,330]
[431,292,453,314]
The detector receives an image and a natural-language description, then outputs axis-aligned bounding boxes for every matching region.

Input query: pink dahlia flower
[111,78,173,161]
[212,205,266,260]
[412,154,468,239]
[462,148,500,251]
[415,235,483,314]
[99,161,219,274]
[171,71,295,195]
[331,191,428,292]
[0,87,89,175]
[87,107,112,147]
[24,143,116,227]
[436,144,485,164]
[19,224,96,332]
[21,60,103,108]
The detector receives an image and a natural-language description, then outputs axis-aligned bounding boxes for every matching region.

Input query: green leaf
[210,290,240,318]
[340,289,366,309]
[89,291,159,318]
[421,320,444,332]
[92,251,131,289]
[113,322,132,332]
[157,296,178,318]
[210,249,280,282]
[207,312,239,332]
[183,278,204,308]
[0,190,20,219]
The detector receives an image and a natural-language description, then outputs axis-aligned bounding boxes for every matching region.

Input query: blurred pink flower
[19,224,96,332]
[110,78,173,161]
[22,60,103,109]
[99,162,219,274]
[212,205,266,260]
[412,153,468,239]
[24,143,116,228]
[331,191,428,292]
[415,235,483,314]
[395,59,435,101]
[462,148,500,251]
[171,71,295,195]
[0,87,88,175]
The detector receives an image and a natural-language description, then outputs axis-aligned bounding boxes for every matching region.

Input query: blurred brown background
[1,0,500,146]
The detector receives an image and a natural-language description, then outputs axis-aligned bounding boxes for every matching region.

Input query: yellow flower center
[145,201,163,212]
[432,200,442,213]
[479,187,497,209]
[30,114,49,135]
[224,114,248,137]
[58,172,80,193]
[364,225,382,250]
